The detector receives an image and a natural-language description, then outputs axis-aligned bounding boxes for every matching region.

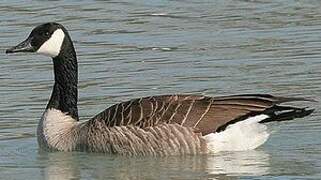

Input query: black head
[6,22,68,57]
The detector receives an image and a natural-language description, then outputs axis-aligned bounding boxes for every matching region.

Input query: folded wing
[89,94,313,136]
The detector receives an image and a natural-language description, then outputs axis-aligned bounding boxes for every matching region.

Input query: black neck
[46,35,79,120]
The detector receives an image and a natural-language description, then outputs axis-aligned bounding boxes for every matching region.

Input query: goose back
[88,94,302,136]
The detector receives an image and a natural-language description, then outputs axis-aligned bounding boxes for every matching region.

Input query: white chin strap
[37,29,65,57]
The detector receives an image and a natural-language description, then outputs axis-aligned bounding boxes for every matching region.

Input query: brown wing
[89,94,310,136]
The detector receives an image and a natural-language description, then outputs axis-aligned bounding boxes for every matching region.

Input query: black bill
[6,37,35,54]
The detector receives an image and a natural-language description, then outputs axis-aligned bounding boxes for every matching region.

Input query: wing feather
[89,94,312,136]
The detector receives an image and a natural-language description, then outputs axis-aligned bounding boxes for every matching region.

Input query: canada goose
[6,22,314,156]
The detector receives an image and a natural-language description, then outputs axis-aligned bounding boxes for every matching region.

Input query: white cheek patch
[37,29,65,57]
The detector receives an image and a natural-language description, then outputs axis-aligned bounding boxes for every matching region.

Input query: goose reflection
[205,150,270,176]
[38,151,81,180]
[38,149,270,179]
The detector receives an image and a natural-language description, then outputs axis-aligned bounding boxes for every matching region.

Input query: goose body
[6,22,314,156]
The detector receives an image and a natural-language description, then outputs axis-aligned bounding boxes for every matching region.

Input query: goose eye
[43,31,50,37]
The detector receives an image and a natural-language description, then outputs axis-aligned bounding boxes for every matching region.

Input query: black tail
[260,105,315,123]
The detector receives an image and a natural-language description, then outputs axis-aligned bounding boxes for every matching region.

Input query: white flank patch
[204,114,270,153]
[37,29,65,57]
[37,108,79,151]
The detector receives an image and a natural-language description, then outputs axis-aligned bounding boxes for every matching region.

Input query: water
[0,0,321,179]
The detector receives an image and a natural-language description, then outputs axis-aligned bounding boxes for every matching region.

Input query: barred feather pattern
[39,109,207,155]
[81,122,207,156]
[88,94,294,136]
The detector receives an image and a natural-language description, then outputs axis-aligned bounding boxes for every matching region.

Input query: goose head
[6,22,69,58]
[6,22,79,121]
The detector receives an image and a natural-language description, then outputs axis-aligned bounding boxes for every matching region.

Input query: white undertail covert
[204,114,270,153]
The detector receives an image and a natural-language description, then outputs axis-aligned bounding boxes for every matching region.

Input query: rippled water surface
[1,0,321,179]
